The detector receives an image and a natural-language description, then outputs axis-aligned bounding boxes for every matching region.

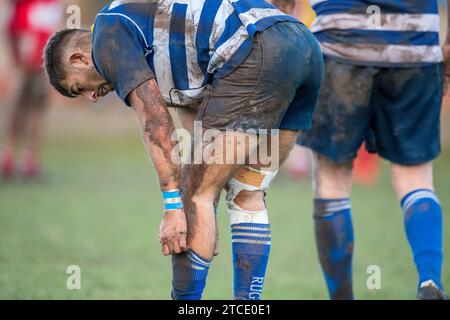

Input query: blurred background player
[298,0,449,299]
[276,0,381,184]
[0,0,62,180]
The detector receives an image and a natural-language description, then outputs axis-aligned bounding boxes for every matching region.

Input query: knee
[182,170,219,208]
[390,162,434,199]
[225,166,277,213]
[233,190,265,211]
[182,187,217,246]
[183,188,217,212]
[181,181,217,225]
[312,153,353,198]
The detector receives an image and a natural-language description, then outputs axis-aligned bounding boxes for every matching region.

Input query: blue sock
[231,222,271,300]
[171,250,211,300]
[401,189,443,290]
[314,198,354,300]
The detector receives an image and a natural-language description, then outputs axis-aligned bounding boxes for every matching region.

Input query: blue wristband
[162,190,183,211]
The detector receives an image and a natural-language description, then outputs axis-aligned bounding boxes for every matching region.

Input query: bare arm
[129,79,180,191]
[128,79,187,255]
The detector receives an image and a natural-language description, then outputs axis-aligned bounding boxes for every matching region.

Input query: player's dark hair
[43,28,90,98]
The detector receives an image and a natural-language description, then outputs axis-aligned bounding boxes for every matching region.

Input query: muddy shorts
[196,21,324,132]
[298,57,443,165]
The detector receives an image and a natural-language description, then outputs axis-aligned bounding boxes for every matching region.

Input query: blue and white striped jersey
[92,0,298,106]
[310,0,444,67]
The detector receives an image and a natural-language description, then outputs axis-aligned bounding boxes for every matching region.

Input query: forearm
[141,107,180,191]
[131,80,181,191]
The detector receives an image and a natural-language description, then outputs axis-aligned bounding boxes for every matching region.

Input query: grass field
[0,104,449,300]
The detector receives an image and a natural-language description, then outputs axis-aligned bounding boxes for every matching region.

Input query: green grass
[0,110,449,299]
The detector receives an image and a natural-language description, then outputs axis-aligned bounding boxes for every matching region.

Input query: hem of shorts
[279,121,311,131]
[296,140,358,163]
[377,150,441,166]
[322,54,443,69]
[298,139,442,165]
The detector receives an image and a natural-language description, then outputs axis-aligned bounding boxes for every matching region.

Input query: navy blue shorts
[197,21,324,131]
[298,58,443,165]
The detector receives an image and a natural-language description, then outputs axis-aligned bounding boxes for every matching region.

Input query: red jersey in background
[8,0,63,71]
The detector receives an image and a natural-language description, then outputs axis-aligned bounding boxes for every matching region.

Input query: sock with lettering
[229,207,271,300]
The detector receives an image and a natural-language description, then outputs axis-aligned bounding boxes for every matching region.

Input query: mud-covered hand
[159,209,187,256]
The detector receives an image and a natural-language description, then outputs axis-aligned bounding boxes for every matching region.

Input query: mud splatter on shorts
[298,57,443,165]
[196,21,324,132]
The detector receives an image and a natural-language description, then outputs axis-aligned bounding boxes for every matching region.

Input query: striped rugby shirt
[310,0,444,67]
[92,0,298,106]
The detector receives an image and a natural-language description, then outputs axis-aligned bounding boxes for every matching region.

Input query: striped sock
[171,250,211,300]
[314,198,354,300]
[401,189,443,290]
[231,221,271,300]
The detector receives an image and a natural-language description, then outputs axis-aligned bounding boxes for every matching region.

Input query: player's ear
[69,52,88,65]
